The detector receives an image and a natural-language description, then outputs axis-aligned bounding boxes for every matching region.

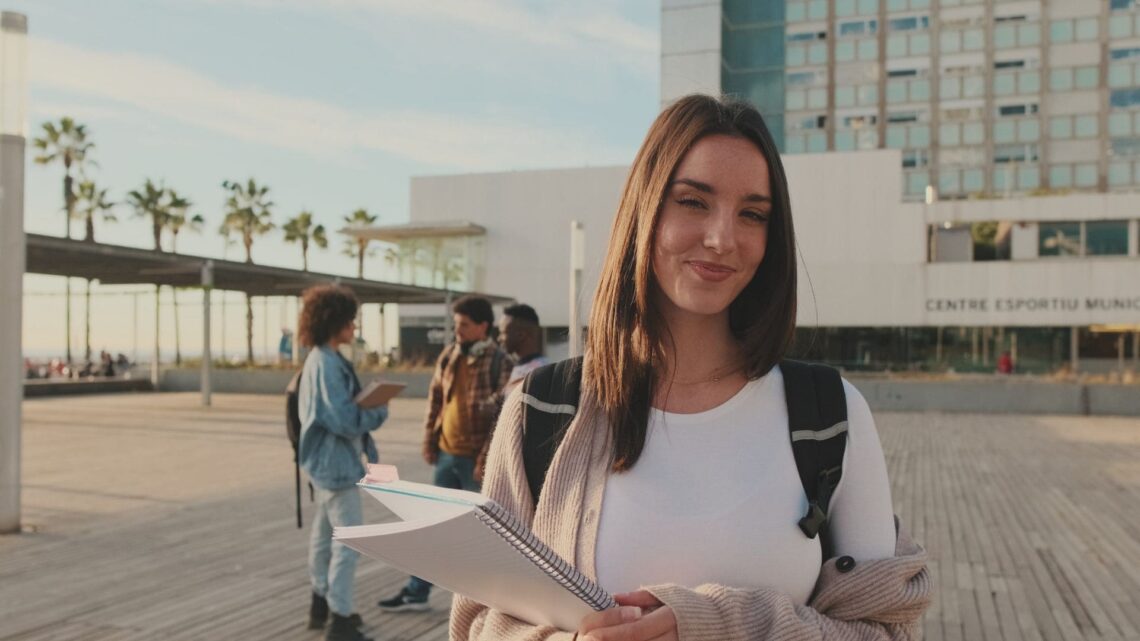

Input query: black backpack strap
[781,359,848,559]
[521,357,584,508]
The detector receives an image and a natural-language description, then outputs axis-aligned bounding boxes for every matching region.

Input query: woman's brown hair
[585,94,798,472]
[298,285,359,348]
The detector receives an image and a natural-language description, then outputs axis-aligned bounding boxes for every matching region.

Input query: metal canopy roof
[25,234,513,304]
[339,220,486,241]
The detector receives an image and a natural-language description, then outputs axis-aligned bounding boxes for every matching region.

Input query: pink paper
[363,464,399,484]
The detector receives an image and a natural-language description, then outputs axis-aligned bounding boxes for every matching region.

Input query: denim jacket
[298,345,388,490]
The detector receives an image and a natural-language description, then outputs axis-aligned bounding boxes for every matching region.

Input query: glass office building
[713,1,1140,201]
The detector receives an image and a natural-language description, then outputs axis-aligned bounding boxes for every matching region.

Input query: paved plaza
[1,392,1138,641]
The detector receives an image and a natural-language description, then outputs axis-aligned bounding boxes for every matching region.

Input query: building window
[1049,165,1073,188]
[838,18,878,37]
[1039,222,1082,257]
[1051,18,1100,43]
[1109,13,1140,39]
[994,21,1041,49]
[994,144,1039,164]
[1050,114,1099,139]
[1086,221,1130,255]
[1111,88,1140,109]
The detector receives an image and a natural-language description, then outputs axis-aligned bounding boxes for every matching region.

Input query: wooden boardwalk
[2,392,1138,640]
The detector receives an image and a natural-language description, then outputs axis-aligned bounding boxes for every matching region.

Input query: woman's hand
[576,592,678,641]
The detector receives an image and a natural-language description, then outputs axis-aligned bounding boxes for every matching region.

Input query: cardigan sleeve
[449,388,579,641]
[644,525,931,641]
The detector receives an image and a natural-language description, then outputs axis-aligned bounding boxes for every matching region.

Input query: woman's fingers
[578,606,643,635]
[580,606,677,641]
[613,590,663,609]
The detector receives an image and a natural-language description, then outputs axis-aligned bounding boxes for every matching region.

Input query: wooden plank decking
[1,392,1138,640]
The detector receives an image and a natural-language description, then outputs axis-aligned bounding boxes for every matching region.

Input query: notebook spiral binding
[475,501,616,611]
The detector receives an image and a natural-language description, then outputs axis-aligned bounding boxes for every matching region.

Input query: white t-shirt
[594,366,896,605]
[508,355,550,384]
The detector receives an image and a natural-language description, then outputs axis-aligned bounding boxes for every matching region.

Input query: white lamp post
[0,11,28,533]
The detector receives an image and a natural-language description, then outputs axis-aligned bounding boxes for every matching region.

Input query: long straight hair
[584,94,798,472]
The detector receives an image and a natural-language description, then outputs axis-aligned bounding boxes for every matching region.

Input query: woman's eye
[742,210,770,223]
[676,197,706,209]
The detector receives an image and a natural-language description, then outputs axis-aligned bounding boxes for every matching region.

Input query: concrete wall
[160,369,435,398]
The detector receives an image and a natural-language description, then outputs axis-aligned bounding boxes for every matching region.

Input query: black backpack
[286,370,305,529]
[520,357,848,558]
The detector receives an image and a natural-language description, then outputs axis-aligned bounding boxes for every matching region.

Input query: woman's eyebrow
[671,178,772,204]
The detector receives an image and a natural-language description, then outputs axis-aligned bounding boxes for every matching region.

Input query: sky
[10,0,660,358]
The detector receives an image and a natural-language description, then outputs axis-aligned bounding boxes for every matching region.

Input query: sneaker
[308,592,363,630]
[325,613,372,641]
[377,588,430,612]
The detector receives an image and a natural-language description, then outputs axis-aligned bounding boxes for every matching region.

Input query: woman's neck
[657,308,740,383]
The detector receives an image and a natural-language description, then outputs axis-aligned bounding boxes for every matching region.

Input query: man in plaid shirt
[379,295,512,612]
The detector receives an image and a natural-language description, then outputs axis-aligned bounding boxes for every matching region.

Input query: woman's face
[334,318,356,346]
[651,134,772,322]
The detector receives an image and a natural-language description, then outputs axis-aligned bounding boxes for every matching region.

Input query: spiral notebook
[334,479,615,631]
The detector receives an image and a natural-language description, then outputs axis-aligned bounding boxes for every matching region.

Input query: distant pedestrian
[997,350,1014,374]
[297,284,388,641]
[497,303,548,395]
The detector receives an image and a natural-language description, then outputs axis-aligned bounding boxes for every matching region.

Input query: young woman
[450,95,931,640]
[297,284,388,641]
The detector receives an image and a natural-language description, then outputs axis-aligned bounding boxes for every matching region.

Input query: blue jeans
[309,485,363,616]
[405,452,480,597]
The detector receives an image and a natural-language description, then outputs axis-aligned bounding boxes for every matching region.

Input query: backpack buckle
[798,501,827,538]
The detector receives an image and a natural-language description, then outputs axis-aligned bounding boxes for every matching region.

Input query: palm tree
[220,179,275,364]
[282,211,327,271]
[342,208,378,279]
[74,181,116,362]
[126,179,169,251]
[32,117,94,365]
[166,190,203,366]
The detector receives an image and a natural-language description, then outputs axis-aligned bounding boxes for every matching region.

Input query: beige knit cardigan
[449,380,932,641]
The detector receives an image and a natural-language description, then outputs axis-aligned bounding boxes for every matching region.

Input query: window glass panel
[1109,63,1133,88]
[886,126,907,148]
[858,0,878,14]
[1076,17,1099,41]
[994,24,1016,48]
[1051,20,1074,43]
[858,84,878,104]
[939,170,961,194]
[1050,68,1073,91]
[808,87,828,109]
[963,168,984,192]
[1018,166,1040,190]
[807,131,828,152]
[1018,23,1040,46]
[963,28,984,50]
[1050,116,1073,138]
[994,74,1015,96]
[1109,112,1132,136]
[835,86,856,107]
[835,131,856,150]
[786,134,806,154]
[808,0,828,20]
[858,38,878,60]
[964,76,985,97]
[994,120,1016,143]
[787,2,806,22]
[1075,164,1098,187]
[1086,221,1130,255]
[1110,15,1133,39]
[887,34,907,57]
[809,43,828,65]
[963,122,985,144]
[1019,71,1040,93]
[1018,119,1040,142]
[940,123,961,146]
[1075,115,1098,137]
[911,125,931,147]
[836,40,856,62]
[1075,67,1099,89]
[993,166,1010,191]
[1039,222,1081,256]
[1109,161,1132,185]
[787,46,807,66]
[941,31,961,53]
[912,33,931,55]
[941,76,961,98]
[887,81,907,103]
[1050,165,1073,188]
[906,171,929,195]
[911,79,930,101]
[836,0,857,17]
[787,91,807,110]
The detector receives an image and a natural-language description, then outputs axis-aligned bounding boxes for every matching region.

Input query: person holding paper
[379,294,513,612]
[297,285,388,641]
[451,95,931,640]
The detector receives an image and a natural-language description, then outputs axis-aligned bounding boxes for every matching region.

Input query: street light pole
[569,221,584,358]
[0,11,28,534]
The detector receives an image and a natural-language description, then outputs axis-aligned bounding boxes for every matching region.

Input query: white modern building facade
[374,0,1140,374]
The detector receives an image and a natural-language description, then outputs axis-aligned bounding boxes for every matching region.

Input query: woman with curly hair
[297,284,387,641]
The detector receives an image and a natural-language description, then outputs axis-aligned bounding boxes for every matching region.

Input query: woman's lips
[687,260,736,282]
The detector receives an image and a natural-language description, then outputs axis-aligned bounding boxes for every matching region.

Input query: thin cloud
[29,37,634,171]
